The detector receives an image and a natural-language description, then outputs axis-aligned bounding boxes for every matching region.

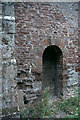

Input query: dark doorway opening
[42,45,63,96]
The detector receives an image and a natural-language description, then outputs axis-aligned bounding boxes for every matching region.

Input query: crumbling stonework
[1,2,79,109]
[2,3,18,108]
[14,2,79,101]
[0,2,2,117]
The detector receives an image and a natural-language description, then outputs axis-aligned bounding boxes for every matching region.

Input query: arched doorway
[42,45,63,96]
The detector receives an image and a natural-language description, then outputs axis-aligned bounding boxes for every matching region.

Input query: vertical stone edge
[78,1,80,105]
[0,2,2,119]
[1,2,21,110]
[14,3,24,109]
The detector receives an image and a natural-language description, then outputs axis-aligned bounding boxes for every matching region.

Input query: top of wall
[1,0,80,2]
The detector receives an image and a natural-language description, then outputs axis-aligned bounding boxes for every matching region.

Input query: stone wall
[2,3,18,108]
[14,2,79,102]
[0,2,2,117]
[1,2,79,109]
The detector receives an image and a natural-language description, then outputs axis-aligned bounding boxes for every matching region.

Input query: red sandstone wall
[14,3,79,99]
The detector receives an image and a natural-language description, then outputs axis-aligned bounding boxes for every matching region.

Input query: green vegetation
[2,107,18,115]
[55,95,79,118]
[20,85,79,119]
[20,87,52,118]
[55,85,79,118]
[2,85,79,118]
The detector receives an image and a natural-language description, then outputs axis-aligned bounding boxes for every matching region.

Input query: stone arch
[42,45,63,96]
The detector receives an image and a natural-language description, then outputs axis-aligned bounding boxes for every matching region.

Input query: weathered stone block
[2,20,15,34]
[2,3,14,16]
[34,57,42,66]
[16,89,24,106]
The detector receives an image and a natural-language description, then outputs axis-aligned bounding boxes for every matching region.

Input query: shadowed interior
[42,45,63,96]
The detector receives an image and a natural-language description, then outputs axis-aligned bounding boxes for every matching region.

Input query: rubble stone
[1,2,79,109]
